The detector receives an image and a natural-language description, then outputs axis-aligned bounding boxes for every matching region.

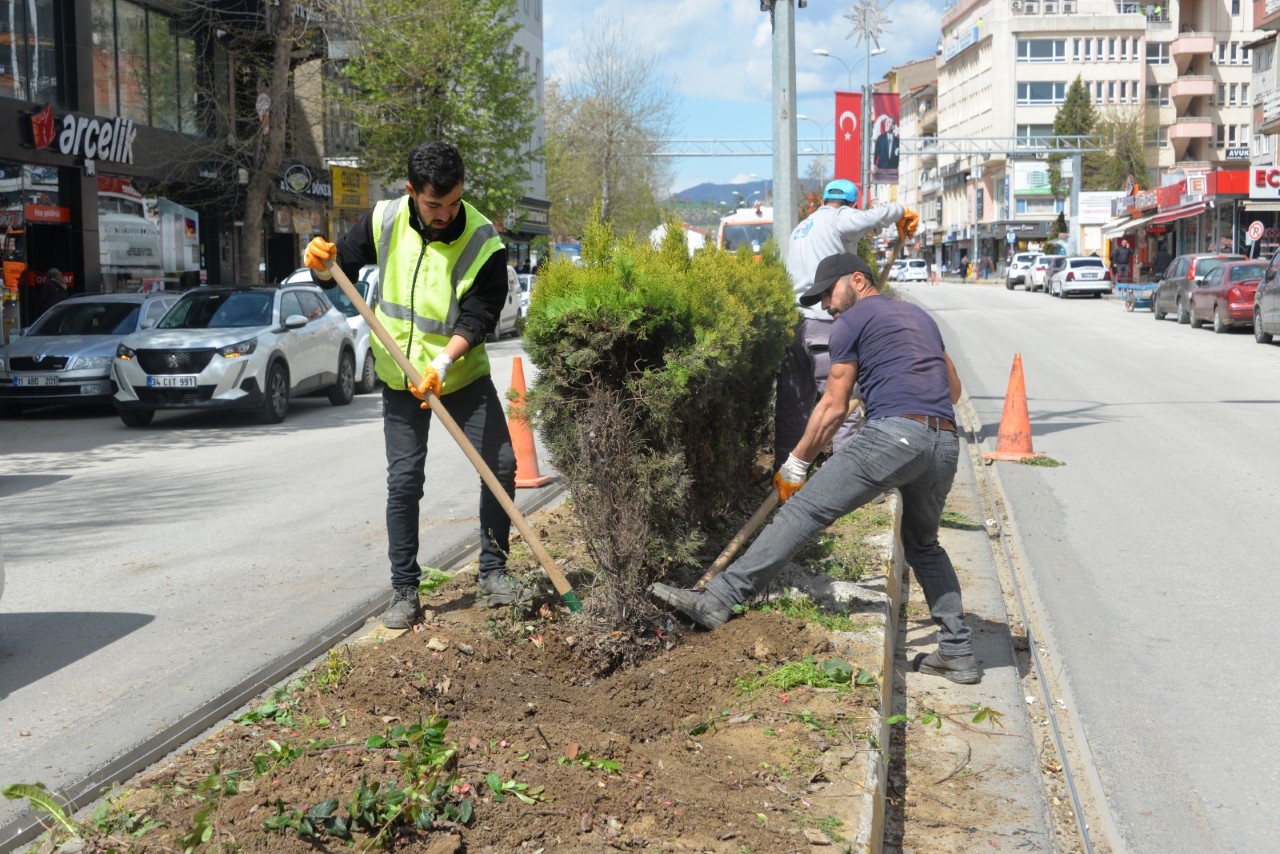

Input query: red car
[1190,260,1268,332]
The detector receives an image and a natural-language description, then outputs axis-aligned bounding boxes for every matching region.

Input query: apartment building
[934,0,1261,274]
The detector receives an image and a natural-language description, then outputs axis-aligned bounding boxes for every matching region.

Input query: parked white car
[517,273,536,313]
[900,258,929,282]
[491,265,522,341]
[113,283,356,426]
[888,260,906,281]
[282,267,378,394]
[1006,252,1039,290]
[1049,256,1112,298]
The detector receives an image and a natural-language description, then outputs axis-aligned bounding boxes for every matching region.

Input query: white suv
[112,284,356,426]
[1006,252,1039,290]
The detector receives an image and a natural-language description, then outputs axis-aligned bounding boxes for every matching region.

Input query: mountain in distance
[666,179,772,206]
[667,177,825,206]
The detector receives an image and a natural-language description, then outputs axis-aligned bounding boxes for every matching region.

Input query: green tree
[1047,76,1104,197]
[332,0,536,222]
[1092,107,1152,192]
[544,23,678,238]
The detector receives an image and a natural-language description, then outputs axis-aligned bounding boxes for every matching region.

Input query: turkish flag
[31,103,56,150]
[833,91,862,197]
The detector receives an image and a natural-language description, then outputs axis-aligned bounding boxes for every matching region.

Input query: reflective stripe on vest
[370,197,503,392]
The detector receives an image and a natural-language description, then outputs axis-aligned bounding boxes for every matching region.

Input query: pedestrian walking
[650,252,980,684]
[778,178,915,466]
[1110,242,1132,284]
[979,257,992,280]
[304,141,520,628]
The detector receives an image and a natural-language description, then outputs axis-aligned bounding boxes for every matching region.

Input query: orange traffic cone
[509,356,553,488]
[982,354,1045,462]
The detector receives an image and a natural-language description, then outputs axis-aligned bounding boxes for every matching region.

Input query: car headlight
[218,338,258,358]
[116,344,136,360]
[70,355,114,370]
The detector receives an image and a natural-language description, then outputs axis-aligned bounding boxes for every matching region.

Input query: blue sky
[543,0,946,194]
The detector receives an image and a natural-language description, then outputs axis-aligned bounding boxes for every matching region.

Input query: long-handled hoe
[324,261,582,613]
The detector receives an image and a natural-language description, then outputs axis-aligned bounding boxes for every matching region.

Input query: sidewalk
[883,425,1061,851]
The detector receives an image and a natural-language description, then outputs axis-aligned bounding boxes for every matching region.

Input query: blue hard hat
[822,179,859,205]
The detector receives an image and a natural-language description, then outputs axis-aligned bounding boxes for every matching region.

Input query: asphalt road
[900,281,1280,853]
[0,337,550,834]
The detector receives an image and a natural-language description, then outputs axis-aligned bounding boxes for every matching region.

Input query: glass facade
[92,0,200,134]
[0,0,62,104]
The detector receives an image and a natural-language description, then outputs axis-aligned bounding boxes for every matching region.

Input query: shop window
[117,1,148,124]
[92,0,117,115]
[0,0,62,103]
[96,0,201,135]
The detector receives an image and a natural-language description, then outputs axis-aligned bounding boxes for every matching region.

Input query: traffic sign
[1247,220,1265,243]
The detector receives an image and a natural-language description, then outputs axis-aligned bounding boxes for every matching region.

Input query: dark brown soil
[60,504,884,854]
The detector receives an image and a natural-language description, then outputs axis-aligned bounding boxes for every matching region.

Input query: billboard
[871,92,901,186]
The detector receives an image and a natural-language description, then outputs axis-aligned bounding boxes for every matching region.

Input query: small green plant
[2,783,79,840]
[1018,455,1064,467]
[753,594,875,633]
[886,703,1005,730]
[939,509,982,530]
[738,656,877,694]
[417,565,452,593]
[312,647,354,692]
[687,709,731,736]
[794,811,846,843]
[484,772,546,803]
[233,685,301,726]
[556,751,622,774]
[91,791,160,839]
[793,505,893,581]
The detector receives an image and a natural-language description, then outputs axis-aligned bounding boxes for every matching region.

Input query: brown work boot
[648,583,731,630]
[915,650,981,685]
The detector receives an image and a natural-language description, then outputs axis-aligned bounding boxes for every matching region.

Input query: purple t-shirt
[827,295,954,422]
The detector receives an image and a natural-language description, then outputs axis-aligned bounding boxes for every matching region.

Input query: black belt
[901,414,957,433]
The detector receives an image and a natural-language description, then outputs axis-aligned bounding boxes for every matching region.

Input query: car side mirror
[140,318,156,329]
[284,314,308,329]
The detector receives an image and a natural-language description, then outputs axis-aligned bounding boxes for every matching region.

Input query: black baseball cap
[799,254,876,306]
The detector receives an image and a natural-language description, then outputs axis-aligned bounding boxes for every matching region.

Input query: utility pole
[766,0,801,257]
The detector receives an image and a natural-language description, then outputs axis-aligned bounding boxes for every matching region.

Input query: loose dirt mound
[62,510,886,853]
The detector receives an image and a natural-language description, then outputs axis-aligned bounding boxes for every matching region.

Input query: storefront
[265,161,333,284]
[502,197,552,271]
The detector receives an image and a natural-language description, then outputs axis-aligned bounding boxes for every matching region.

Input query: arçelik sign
[29,103,138,166]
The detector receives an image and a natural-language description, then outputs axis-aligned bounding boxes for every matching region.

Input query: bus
[716,204,773,260]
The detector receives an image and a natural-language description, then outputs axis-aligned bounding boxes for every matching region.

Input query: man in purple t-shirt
[651,253,980,684]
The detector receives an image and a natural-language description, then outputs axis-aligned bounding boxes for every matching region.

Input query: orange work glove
[304,236,337,273]
[408,353,453,409]
[896,210,920,243]
[773,453,811,503]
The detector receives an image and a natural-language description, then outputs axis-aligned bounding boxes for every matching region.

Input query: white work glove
[773,453,811,503]
[410,352,453,408]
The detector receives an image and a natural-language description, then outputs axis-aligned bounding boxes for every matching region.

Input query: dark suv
[1254,250,1280,343]
[1153,253,1245,324]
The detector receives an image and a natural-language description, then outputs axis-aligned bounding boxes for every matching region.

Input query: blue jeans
[706,416,973,656]
[382,377,516,589]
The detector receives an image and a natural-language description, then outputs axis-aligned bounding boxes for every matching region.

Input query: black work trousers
[382,376,516,589]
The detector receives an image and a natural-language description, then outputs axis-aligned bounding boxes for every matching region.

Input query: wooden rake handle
[696,489,779,588]
[323,261,580,610]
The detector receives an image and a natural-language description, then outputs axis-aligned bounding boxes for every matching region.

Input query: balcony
[1168,117,1214,159]
[919,105,938,132]
[1169,75,1214,109]
[1171,33,1215,73]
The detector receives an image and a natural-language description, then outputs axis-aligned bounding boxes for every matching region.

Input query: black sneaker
[478,571,530,607]
[915,650,981,685]
[382,585,422,629]
[648,583,731,630]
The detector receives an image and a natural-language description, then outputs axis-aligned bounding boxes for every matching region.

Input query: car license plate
[1081,272,1098,279]
[13,376,59,387]
[147,376,197,388]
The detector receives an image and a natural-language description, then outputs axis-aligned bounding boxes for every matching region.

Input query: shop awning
[1242,200,1280,212]
[1152,203,1207,224]
[1101,212,1157,239]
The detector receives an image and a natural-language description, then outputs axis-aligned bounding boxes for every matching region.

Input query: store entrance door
[7,222,75,327]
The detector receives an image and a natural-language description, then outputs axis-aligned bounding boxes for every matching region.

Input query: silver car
[112,284,356,426]
[0,293,178,417]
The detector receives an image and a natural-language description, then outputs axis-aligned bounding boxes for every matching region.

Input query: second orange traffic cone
[982,354,1045,463]
[508,356,553,488]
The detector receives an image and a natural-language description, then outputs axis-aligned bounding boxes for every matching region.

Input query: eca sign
[1251,167,1280,199]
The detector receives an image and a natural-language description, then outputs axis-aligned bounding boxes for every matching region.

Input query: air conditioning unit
[1011,0,1022,9]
